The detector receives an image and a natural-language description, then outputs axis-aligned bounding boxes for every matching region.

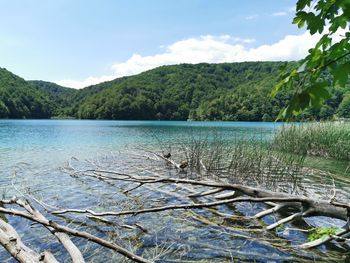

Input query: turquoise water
[0,119,279,170]
[0,120,347,262]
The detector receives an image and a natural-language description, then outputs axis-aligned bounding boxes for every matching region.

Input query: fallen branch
[188,188,224,198]
[14,198,85,263]
[0,218,57,263]
[266,212,303,230]
[63,168,350,250]
[69,170,349,221]
[50,196,342,219]
[0,198,152,263]
[253,203,288,219]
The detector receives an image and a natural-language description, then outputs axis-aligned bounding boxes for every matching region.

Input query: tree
[0,100,9,117]
[337,93,350,117]
[273,0,350,120]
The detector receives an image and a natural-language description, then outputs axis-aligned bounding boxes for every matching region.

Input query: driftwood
[0,197,151,263]
[1,151,349,262]
[12,198,85,263]
[64,168,350,218]
[56,159,350,251]
[0,217,57,263]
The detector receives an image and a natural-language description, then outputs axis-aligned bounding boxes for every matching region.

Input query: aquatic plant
[157,129,306,193]
[273,122,350,161]
[307,228,340,242]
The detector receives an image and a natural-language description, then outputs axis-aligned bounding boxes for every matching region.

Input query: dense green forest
[0,68,52,118]
[0,62,349,120]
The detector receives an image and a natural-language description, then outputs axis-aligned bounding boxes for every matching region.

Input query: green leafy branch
[273,0,350,120]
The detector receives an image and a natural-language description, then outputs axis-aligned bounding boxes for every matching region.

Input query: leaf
[315,35,331,50]
[276,107,288,121]
[271,82,283,97]
[306,82,331,108]
[332,61,350,86]
[297,62,307,73]
[306,13,324,34]
[296,0,312,11]
[341,2,350,20]
[292,16,300,24]
[298,92,311,109]
[330,15,348,32]
[272,0,350,121]
[298,20,306,28]
[271,75,293,97]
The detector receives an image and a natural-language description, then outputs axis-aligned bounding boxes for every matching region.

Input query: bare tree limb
[253,203,288,219]
[50,196,342,219]
[0,198,152,263]
[68,171,349,221]
[10,198,85,263]
[188,188,224,198]
[60,166,350,250]
[0,218,57,263]
[266,212,303,230]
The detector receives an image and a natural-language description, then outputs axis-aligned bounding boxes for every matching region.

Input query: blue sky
[0,0,313,88]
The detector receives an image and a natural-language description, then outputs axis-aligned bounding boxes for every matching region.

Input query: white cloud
[273,11,287,16]
[235,32,320,61]
[55,32,321,89]
[231,37,256,44]
[56,75,116,89]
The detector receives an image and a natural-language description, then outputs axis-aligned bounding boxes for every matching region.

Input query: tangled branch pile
[0,143,349,262]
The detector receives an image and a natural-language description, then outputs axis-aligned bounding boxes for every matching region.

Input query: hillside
[76,62,288,120]
[29,80,77,103]
[75,62,348,121]
[1,62,349,120]
[0,68,52,118]
[28,80,77,116]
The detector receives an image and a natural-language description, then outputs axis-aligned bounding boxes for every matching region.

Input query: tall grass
[156,130,305,193]
[273,122,350,161]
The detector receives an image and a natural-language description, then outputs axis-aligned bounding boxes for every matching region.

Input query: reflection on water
[0,120,348,262]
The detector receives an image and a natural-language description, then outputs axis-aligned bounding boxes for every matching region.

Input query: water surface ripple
[0,120,348,262]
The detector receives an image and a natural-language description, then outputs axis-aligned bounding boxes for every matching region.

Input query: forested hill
[76,62,289,121]
[1,62,349,120]
[0,68,52,118]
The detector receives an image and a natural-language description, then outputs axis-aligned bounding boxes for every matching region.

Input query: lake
[0,120,348,262]
[0,120,280,179]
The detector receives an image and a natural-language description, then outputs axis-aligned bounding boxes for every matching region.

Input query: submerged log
[0,197,151,263]
[59,165,350,250]
[65,168,349,221]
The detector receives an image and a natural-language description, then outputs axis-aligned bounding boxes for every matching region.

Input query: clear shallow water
[0,120,280,172]
[0,120,348,262]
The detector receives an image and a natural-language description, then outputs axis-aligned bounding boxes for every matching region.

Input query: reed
[157,129,305,193]
[273,122,350,161]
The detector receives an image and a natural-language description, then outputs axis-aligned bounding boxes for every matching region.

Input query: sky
[0,0,318,89]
